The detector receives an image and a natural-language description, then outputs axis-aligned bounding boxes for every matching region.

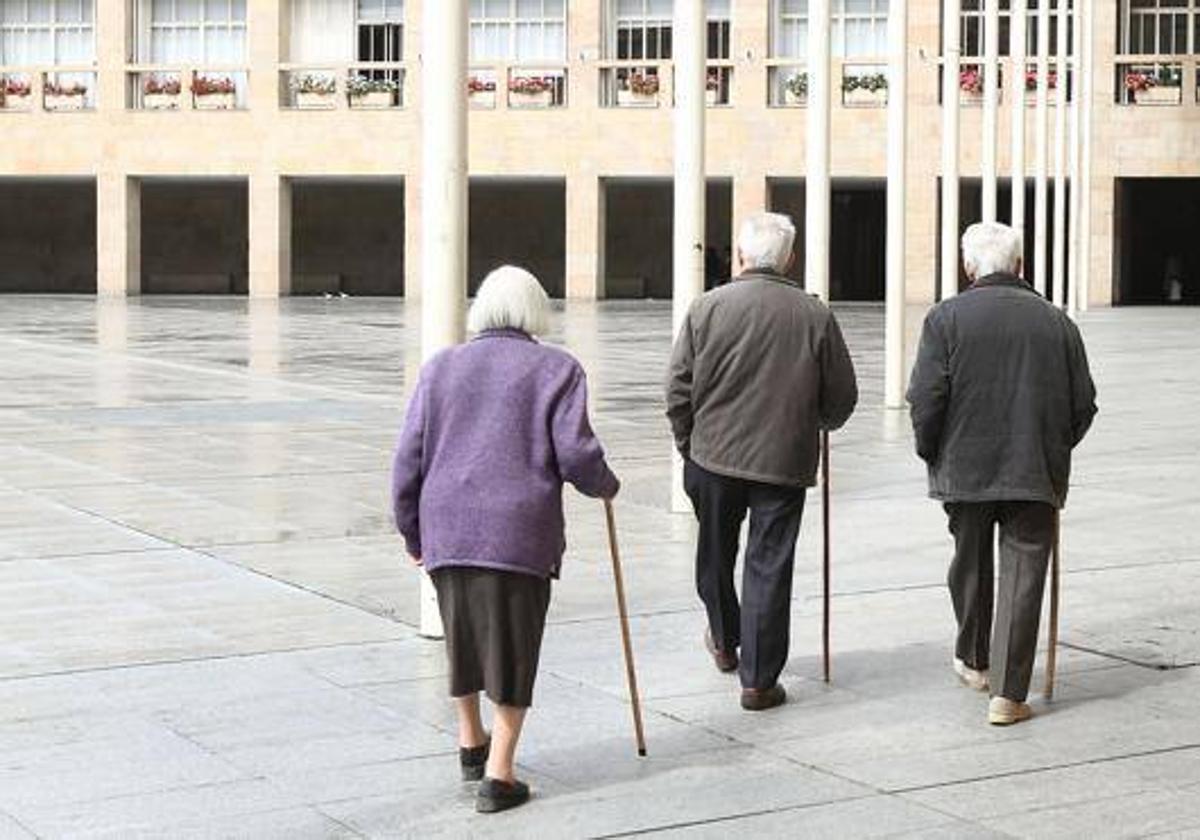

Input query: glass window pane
[648,0,672,19]
[543,21,564,57]
[545,0,564,16]
[205,0,227,21]
[179,0,203,22]
[151,0,172,22]
[28,1,52,23]
[517,0,541,17]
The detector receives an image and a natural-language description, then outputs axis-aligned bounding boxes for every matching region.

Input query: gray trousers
[946,501,1056,702]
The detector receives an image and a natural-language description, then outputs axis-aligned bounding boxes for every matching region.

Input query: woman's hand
[410,553,423,568]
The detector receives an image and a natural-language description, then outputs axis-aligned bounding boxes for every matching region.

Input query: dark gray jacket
[906,273,1097,508]
[666,271,858,487]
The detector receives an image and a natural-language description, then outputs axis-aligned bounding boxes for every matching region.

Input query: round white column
[885,0,908,410]
[1052,0,1068,308]
[806,0,832,302]
[1033,0,1050,296]
[1010,0,1028,232]
[981,0,1000,222]
[940,0,961,300]
[418,0,469,638]
[1080,0,1093,311]
[1067,0,1083,316]
[670,0,707,514]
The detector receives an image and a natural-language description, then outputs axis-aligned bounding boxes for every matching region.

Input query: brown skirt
[431,566,551,708]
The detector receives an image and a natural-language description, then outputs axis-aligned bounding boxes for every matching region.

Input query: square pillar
[97,174,140,297]
[566,173,604,300]
[247,2,283,112]
[95,0,127,113]
[732,173,767,233]
[249,174,292,298]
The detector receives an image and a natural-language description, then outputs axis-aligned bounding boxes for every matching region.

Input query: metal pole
[1052,0,1068,308]
[1033,0,1050,295]
[940,0,961,300]
[1067,0,1083,315]
[670,0,707,514]
[806,0,832,302]
[885,0,908,409]
[982,0,1000,222]
[418,0,469,638]
[1010,0,1028,232]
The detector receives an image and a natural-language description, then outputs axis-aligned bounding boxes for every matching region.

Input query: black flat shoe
[476,777,531,813]
[741,683,787,712]
[459,739,490,782]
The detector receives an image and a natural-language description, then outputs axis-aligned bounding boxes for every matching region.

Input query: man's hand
[410,554,423,568]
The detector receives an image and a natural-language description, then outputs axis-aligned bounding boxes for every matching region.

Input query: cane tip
[638,748,647,758]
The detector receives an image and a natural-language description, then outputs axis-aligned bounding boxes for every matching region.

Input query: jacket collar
[970,272,1036,292]
[735,270,801,288]
[473,327,536,343]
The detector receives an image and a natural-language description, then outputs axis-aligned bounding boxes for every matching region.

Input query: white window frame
[470,0,566,63]
[1119,0,1197,56]
[958,0,1075,59]
[605,0,737,61]
[137,0,247,64]
[356,0,404,63]
[771,0,891,60]
[0,0,95,65]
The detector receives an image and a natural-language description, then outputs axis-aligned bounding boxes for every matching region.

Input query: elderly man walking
[666,212,858,711]
[908,222,1097,726]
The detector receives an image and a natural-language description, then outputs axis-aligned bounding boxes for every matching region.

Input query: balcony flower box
[1126,70,1182,106]
[959,67,984,105]
[508,76,554,108]
[143,76,181,110]
[44,82,88,111]
[706,88,720,106]
[1,78,32,111]
[617,73,659,107]
[192,75,237,110]
[468,77,496,108]
[296,91,337,108]
[843,73,887,108]
[291,73,337,109]
[782,72,807,106]
[348,75,398,108]
[1023,70,1058,105]
[1134,85,1181,105]
[706,71,723,106]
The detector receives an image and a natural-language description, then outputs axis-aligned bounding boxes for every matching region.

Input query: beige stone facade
[1,1,1198,305]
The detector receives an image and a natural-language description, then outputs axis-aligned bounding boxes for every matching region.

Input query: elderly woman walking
[391,266,620,814]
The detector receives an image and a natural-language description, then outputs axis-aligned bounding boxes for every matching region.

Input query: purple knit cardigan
[391,329,619,579]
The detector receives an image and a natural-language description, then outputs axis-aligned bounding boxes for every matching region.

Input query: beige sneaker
[988,696,1033,726]
[954,658,990,692]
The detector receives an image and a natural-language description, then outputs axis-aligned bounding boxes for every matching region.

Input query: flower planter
[1134,86,1181,105]
[468,89,496,108]
[45,93,87,111]
[195,92,235,110]
[706,88,720,106]
[1,93,32,111]
[296,91,337,109]
[617,89,657,107]
[782,88,806,107]
[510,89,553,108]
[960,90,984,106]
[844,87,886,107]
[143,92,180,110]
[350,90,394,109]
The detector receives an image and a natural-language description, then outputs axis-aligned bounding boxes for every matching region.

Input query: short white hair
[737,212,796,273]
[467,265,550,336]
[961,222,1024,279]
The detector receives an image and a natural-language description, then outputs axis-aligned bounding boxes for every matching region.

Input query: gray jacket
[906,273,1098,508]
[665,271,859,487]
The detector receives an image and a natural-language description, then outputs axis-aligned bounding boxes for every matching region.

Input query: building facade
[1,1,1198,305]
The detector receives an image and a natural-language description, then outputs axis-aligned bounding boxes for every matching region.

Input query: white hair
[467,265,550,336]
[961,222,1024,280]
[737,212,796,273]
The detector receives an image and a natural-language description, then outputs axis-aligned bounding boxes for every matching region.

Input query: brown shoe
[741,684,787,711]
[705,630,738,673]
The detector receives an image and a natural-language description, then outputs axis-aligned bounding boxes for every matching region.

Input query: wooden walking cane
[1044,510,1061,700]
[822,430,832,684]
[604,499,647,757]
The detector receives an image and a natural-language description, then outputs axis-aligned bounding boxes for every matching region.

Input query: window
[1120,0,1197,55]
[606,0,731,60]
[0,0,94,65]
[708,0,731,60]
[772,0,890,59]
[470,0,566,63]
[358,0,404,64]
[957,1,1075,59]
[143,0,247,64]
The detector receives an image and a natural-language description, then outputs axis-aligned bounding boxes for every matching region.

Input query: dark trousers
[684,461,806,690]
[946,501,1056,702]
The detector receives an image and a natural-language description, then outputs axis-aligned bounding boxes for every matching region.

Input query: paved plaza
[0,296,1198,838]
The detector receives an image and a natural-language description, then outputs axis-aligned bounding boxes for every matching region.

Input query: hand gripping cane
[822,430,832,684]
[604,500,647,757]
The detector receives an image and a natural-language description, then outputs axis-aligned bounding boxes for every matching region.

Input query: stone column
[885,0,909,410]
[672,0,707,513]
[248,174,292,298]
[419,0,469,636]
[1067,0,1083,315]
[97,174,141,297]
[1051,0,1068,308]
[567,172,605,299]
[806,0,832,301]
[1079,0,1094,311]
[981,0,1000,222]
[1033,0,1050,295]
[1010,0,1027,231]
[940,0,961,300]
